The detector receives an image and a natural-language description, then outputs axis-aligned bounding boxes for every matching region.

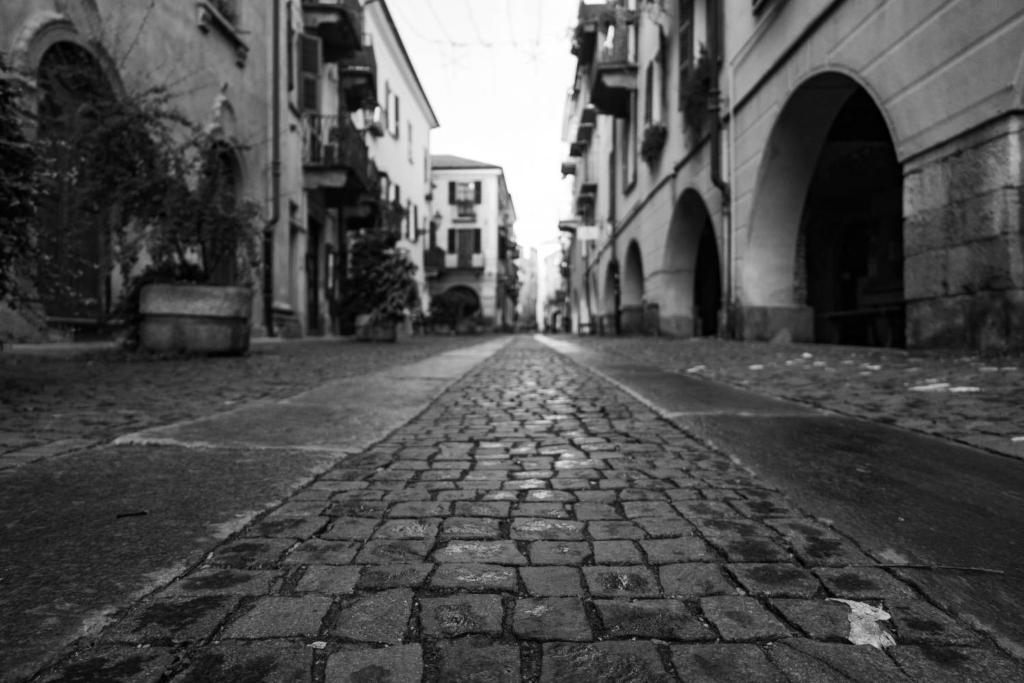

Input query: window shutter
[473,229,481,253]
[473,181,482,204]
[394,96,400,137]
[299,33,321,112]
[448,182,456,204]
[447,229,455,253]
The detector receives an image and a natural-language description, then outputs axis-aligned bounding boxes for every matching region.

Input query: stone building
[427,155,519,331]
[517,246,540,331]
[0,0,282,340]
[562,0,1024,349]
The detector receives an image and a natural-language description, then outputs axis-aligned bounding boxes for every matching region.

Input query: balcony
[571,2,608,66]
[302,113,374,198]
[444,252,485,272]
[561,160,577,177]
[339,36,377,111]
[590,9,637,118]
[303,0,362,62]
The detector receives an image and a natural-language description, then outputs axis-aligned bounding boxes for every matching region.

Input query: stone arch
[744,71,904,345]
[601,258,620,335]
[661,189,721,336]
[621,240,644,334]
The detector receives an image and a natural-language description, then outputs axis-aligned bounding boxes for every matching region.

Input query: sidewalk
[33,337,1022,681]
[564,336,1024,462]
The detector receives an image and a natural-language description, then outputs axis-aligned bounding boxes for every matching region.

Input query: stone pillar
[903,114,1024,350]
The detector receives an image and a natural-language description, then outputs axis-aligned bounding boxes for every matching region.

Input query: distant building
[427,155,518,332]
[517,247,539,331]
[561,0,1024,350]
[542,249,569,332]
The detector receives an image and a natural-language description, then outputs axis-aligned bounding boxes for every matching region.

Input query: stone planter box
[355,314,397,342]
[140,284,253,355]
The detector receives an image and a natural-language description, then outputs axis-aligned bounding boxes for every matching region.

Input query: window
[447,228,481,254]
[405,200,412,239]
[407,122,413,163]
[678,0,694,109]
[644,62,653,125]
[384,82,391,131]
[379,174,390,201]
[449,181,481,221]
[413,204,419,241]
[622,94,637,191]
[286,2,294,92]
[298,33,321,113]
[390,94,400,137]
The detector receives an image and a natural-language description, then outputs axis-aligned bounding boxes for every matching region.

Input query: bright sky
[386,0,580,255]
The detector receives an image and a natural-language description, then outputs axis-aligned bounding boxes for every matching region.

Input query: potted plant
[342,229,419,342]
[640,122,667,164]
[128,137,262,355]
[680,46,712,131]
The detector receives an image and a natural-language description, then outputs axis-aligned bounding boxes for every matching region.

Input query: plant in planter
[680,45,712,132]
[126,136,261,354]
[342,229,419,342]
[640,122,668,164]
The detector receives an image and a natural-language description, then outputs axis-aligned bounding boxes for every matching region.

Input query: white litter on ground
[748,364,764,370]
[948,386,980,393]
[909,382,950,392]
[827,599,896,649]
[686,365,706,373]
[1011,436,1024,443]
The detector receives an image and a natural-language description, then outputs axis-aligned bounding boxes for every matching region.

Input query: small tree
[342,230,419,325]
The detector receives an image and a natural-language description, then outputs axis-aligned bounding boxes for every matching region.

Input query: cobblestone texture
[568,336,1024,461]
[0,337,477,471]
[33,338,1024,681]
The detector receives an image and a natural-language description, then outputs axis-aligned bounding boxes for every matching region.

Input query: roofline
[377,0,440,128]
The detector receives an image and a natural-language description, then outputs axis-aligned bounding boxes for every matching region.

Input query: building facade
[517,246,540,331]
[563,0,1024,350]
[427,155,519,331]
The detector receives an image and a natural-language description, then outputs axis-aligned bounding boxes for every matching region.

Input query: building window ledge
[196,1,249,67]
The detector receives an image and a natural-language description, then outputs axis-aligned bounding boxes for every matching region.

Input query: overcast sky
[387,0,580,256]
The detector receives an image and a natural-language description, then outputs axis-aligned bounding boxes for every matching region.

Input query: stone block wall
[903,115,1024,349]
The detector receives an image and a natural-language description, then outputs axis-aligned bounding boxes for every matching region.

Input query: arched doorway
[35,41,114,324]
[621,241,644,334]
[745,73,903,346]
[663,189,722,337]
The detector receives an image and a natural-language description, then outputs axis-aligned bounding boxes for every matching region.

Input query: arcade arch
[662,189,722,337]
[621,240,644,333]
[745,73,904,346]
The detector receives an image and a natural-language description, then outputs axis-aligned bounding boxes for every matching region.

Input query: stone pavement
[0,336,477,473]
[35,338,1023,681]
[567,336,1024,462]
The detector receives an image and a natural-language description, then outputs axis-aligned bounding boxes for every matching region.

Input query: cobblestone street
[29,337,1023,681]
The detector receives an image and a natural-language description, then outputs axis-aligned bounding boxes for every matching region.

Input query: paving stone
[700,596,791,641]
[326,500,387,518]
[528,541,592,565]
[433,638,520,682]
[525,489,575,502]
[294,565,360,594]
[101,595,239,644]
[49,647,171,683]
[771,599,854,640]
[172,641,309,683]
[618,488,669,501]
[585,520,644,540]
[321,517,380,541]
[284,539,359,565]
[595,599,715,640]
[372,517,440,541]
[770,638,906,682]
[165,569,279,596]
[573,490,617,503]
[512,502,570,518]
[887,599,983,645]
[676,500,740,519]
[510,518,585,541]
[640,537,715,563]
[583,565,661,597]
[573,503,621,520]
[434,540,527,565]
[890,644,1024,682]
[388,501,451,517]
[420,594,504,637]
[592,540,642,564]
[660,563,738,597]
[435,489,477,500]
[634,517,698,538]
[729,563,822,598]
[814,567,916,600]
[454,501,511,517]
[480,491,519,501]
[330,588,413,644]
[222,596,332,638]
[540,641,671,682]
[207,538,295,568]
[356,562,432,590]
[441,516,502,539]
[670,643,786,683]
[354,539,432,564]
[325,643,422,682]
[513,598,592,641]
[622,501,679,518]
[519,566,584,596]
[430,563,518,591]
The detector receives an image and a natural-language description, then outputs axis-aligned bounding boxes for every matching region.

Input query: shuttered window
[299,33,321,112]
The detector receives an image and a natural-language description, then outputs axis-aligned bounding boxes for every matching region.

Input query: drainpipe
[707,0,732,337]
[263,0,283,336]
